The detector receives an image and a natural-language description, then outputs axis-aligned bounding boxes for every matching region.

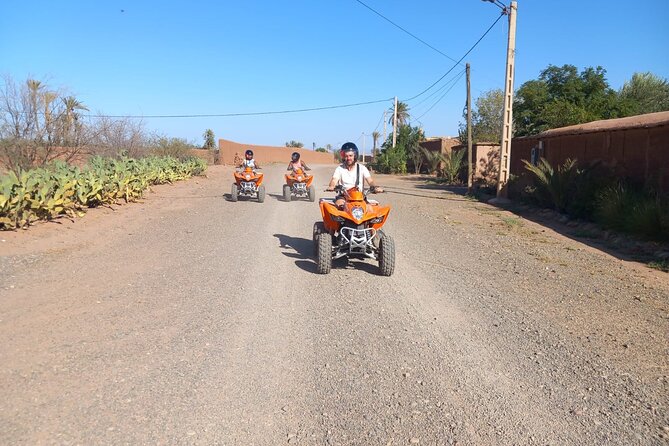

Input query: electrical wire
[85,97,393,119]
[354,0,460,65]
[402,11,504,102]
[409,68,466,109]
[77,8,503,121]
[413,70,466,122]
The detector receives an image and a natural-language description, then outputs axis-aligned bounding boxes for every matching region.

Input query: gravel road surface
[1,163,667,445]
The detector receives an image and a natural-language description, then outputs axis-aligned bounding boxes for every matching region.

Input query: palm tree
[26,79,43,135]
[372,131,380,157]
[61,96,88,145]
[387,101,410,127]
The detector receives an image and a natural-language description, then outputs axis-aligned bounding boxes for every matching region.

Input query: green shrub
[594,182,669,241]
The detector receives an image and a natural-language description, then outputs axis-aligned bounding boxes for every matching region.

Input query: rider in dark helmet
[327,142,383,207]
[287,151,311,173]
[239,149,260,169]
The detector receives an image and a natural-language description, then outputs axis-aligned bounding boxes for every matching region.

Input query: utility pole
[466,63,473,193]
[362,132,366,163]
[383,110,387,144]
[496,0,517,199]
[392,96,398,148]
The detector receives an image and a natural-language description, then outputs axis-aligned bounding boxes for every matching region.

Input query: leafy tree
[618,72,669,115]
[203,129,216,150]
[514,65,621,136]
[315,147,327,153]
[149,136,196,160]
[373,125,423,174]
[285,140,303,148]
[458,89,504,144]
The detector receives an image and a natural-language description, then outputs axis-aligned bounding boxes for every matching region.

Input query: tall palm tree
[387,101,410,127]
[26,79,43,135]
[372,131,380,156]
[62,96,88,145]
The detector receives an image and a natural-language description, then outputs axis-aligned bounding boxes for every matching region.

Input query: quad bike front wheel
[257,185,266,203]
[316,232,332,274]
[312,222,325,255]
[231,183,238,202]
[283,184,291,202]
[308,185,316,202]
[378,232,395,276]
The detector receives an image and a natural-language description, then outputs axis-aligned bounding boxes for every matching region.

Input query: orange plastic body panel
[319,187,391,233]
[284,168,313,187]
[234,167,263,186]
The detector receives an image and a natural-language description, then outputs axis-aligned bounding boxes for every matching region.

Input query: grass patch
[648,260,669,272]
[500,216,523,228]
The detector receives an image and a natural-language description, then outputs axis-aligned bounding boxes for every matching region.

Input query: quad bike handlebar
[325,185,384,194]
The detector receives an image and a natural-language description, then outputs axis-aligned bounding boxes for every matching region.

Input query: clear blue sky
[2,0,668,151]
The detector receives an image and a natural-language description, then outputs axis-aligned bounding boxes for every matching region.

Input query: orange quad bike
[283,168,315,202]
[313,185,395,276]
[231,166,265,202]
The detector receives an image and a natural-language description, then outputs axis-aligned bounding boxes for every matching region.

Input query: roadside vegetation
[0,76,209,230]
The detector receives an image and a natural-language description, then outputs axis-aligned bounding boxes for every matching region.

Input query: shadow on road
[274,234,316,273]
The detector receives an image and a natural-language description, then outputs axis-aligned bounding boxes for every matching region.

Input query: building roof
[536,111,669,138]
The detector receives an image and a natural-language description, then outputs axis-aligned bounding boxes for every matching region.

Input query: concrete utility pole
[466,63,473,193]
[383,110,387,144]
[496,0,517,198]
[362,132,366,163]
[392,96,398,148]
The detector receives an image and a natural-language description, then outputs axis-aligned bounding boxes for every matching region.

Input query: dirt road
[1,164,667,445]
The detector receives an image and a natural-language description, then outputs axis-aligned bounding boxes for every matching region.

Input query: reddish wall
[218,138,336,166]
[511,121,669,192]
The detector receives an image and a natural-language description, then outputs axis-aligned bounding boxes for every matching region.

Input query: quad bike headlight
[245,174,251,180]
[297,176,303,181]
[332,216,345,223]
[369,216,384,224]
[352,206,364,220]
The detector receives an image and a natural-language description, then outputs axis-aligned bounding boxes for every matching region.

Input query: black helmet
[291,152,300,162]
[340,142,359,160]
[245,149,253,159]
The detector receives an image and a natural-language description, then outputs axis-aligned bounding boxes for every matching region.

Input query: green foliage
[148,137,197,159]
[315,147,327,153]
[514,65,621,136]
[440,149,466,184]
[372,125,423,174]
[0,156,207,230]
[523,158,581,212]
[203,129,216,150]
[618,72,669,115]
[285,140,303,148]
[458,89,504,144]
[422,148,444,175]
[594,182,669,240]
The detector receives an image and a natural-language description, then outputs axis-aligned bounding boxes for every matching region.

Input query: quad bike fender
[319,200,391,232]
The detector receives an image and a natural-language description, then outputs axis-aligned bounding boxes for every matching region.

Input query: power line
[402,11,504,102]
[84,97,393,119]
[414,70,467,122]
[409,68,466,109]
[354,0,460,65]
[77,9,502,122]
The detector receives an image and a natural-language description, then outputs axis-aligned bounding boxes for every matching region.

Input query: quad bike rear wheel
[378,232,395,276]
[316,232,332,274]
[231,183,238,202]
[283,184,291,202]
